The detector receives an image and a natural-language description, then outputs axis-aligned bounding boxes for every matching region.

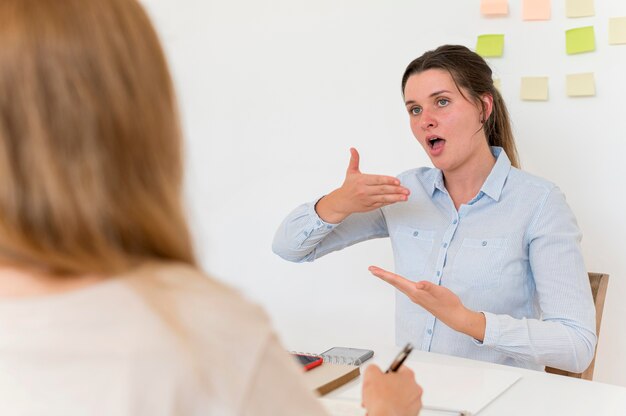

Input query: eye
[437,98,450,107]
[409,106,422,115]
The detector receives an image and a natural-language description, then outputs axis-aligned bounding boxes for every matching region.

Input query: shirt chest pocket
[391,227,435,277]
[450,237,506,289]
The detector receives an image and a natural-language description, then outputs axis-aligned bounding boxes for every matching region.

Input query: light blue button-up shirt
[273,147,597,372]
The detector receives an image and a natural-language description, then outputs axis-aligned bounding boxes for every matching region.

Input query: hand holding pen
[386,343,414,373]
[361,343,422,416]
[381,344,470,416]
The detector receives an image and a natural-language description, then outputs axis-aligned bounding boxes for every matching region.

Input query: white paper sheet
[330,361,521,416]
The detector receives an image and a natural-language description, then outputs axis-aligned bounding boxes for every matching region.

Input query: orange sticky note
[523,0,551,21]
[481,0,508,16]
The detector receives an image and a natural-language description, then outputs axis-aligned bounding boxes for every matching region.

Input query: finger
[363,364,383,377]
[369,185,410,197]
[366,196,408,210]
[396,365,415,377]
[347,147,360,174]
[365,193,409,207]
[414,280,434,291]
[369,185,410,196]
[368,266,417,295]
[363,174,401,186]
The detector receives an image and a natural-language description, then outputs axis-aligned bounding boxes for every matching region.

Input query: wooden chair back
[545,272,609,381]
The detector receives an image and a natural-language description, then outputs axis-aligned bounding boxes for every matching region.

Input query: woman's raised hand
[315,148,410,224]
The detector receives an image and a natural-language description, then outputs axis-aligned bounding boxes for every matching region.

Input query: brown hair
[0,0,196,275]
[401,45,520,168]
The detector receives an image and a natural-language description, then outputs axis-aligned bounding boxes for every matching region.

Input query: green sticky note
[566,26,595,54]
[476,34,504,57]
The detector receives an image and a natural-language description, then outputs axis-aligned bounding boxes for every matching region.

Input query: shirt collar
[425,146,512,201]
[480,146,511,202]
[425,167,444,196]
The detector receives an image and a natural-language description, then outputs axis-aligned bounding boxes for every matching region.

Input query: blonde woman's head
[0,0,195,275]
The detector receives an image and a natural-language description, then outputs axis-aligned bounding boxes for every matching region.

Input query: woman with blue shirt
[273,45,597,373]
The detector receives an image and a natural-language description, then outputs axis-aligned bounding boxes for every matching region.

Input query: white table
[324,344,626,416]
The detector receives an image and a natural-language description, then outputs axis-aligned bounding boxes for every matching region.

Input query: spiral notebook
[295,346,374,396]
[292,347,374,366]
[319,347,374,366]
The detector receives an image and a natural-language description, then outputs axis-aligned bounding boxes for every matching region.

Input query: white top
[0,262,328,416]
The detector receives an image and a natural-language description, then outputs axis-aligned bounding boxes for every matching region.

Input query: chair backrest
[545,272,609,381]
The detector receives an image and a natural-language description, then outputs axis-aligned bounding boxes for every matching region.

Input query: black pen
[385,343,413,373]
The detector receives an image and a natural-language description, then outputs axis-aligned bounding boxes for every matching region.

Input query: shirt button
[427,329,433,335]
[326,225,332,229]
[316,220,321,226]
[304,231,309,236]
[443,243,448,248]
[453,219,458,224]
[413,231,419,237]
[436,271,441,277]
[482,241,487,246]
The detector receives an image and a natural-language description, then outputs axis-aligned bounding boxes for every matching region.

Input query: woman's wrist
[462,309,486,342]
[315,191,348,224]
[365,403,399,416]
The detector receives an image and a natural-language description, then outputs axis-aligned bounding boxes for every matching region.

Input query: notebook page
[320,397,472,416]
[336,361,521,415]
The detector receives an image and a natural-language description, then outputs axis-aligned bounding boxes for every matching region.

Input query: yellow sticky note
[493,78,502,91]
[481,0,508,16]
[476,34,505,57]
[609,17,626,45]
[566,73,595,97]
[521,77,549,101]
[566,26,595,54]
[566,0,594,18]
[523,0,551,21]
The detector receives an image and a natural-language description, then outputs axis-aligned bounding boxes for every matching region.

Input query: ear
[479,93,494,123]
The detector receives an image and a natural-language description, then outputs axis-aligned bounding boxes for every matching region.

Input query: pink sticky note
[523,0,551,21]
[481,0,508,16]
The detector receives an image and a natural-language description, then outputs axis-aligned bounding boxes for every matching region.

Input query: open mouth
[427,136,445,149]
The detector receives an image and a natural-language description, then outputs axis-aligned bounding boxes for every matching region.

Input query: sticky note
[609,17,626,45]
[476,34,505,57]
[481,0,508,16]
[566,26,595,54]
[566,73,595,97]
[523,0,551,21]
[566,0,594,18]
[520,77,549,101]
[493,78,502,91]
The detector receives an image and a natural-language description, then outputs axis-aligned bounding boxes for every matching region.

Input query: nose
[420,111,437,130]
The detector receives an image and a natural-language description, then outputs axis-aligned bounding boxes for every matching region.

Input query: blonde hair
[0,0,196,275]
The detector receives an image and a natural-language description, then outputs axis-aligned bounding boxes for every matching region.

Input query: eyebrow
[405,89,452,106]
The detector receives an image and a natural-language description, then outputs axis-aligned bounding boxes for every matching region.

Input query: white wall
[142,0,626,386]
